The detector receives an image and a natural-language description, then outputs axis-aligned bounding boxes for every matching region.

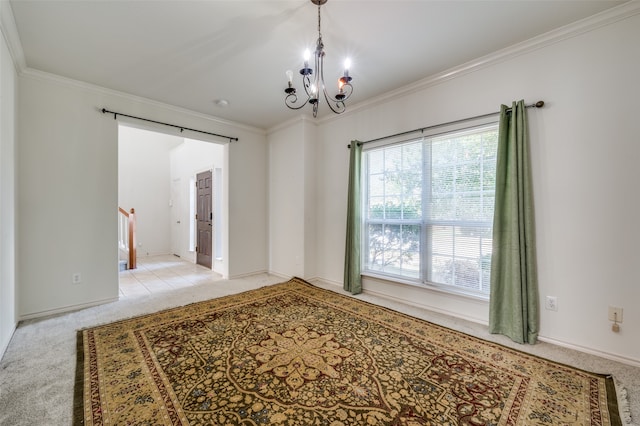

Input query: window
[363,123,498,297]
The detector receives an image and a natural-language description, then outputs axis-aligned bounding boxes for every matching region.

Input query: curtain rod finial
[535,101,544,108]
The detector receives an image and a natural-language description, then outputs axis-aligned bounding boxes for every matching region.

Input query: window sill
[361,272,490,303]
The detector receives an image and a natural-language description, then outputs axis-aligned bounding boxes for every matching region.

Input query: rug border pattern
[73,277,623,426]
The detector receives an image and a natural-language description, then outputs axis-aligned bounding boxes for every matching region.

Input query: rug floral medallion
[75,278,621,425]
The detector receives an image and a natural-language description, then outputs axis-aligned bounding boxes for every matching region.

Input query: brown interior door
[196,170,213,269]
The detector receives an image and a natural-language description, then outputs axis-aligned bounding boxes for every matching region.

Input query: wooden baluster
[128,208,136,270]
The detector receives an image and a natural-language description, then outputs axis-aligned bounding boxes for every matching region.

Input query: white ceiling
[10,0,626,129]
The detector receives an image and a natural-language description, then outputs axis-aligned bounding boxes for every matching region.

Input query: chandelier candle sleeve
[284,0,353,117]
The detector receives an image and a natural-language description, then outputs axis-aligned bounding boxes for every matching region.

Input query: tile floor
[118,254,224,298]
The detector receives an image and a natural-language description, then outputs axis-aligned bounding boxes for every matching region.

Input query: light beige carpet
[75,277,622,425]
[0,265,637,425]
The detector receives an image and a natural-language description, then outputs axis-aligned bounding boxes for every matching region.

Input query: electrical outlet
[72,273,81,284]
[545,296,558,311]
[608,306,623,323]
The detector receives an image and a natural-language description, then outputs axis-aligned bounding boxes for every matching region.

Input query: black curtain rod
[100,108,239,142]
[350,101,544,147]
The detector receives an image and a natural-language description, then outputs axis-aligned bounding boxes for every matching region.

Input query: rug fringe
[616,383,632,424]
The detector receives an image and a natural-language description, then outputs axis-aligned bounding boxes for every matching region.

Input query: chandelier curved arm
[318,54,352,115]
[320,77,353,114]
[321,88,345,114]
[284,73,313,110]
[284,92,308,110]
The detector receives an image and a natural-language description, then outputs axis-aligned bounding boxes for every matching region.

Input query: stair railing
[118,207,137,270]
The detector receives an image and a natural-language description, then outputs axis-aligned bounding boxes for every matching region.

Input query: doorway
[118,125,225,278]
[196,170,213,269]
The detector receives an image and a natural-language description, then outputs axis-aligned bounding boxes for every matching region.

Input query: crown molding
[0,0,264,137]
[20,67,266,136]
[319,0,640,126]
[0,0,26,72]
[267,113,316,134]
[0,1,264,136]
[4,0,638,132]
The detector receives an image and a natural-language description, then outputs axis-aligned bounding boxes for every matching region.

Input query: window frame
[361,118,499,299]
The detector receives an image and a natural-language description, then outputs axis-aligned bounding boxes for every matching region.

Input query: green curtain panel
[344,141,362,294]
[489,100,539,344]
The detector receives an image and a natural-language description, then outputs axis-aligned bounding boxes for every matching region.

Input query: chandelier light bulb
[303,49,311,67]
[285,70,293,84]
[343,58,351,81]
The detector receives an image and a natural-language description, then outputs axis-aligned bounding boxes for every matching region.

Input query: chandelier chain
[317,3,322,40]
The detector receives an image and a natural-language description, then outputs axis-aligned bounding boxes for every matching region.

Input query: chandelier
[284,0,353,117]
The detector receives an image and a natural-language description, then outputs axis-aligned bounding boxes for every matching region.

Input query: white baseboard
[267,271,292,281]
[364,287,640,367]
[309,277,341,287]
[537,335,640,368]
[228,269,270,280]
[0,322,17,361]
[18,297,119,321]
[309,277,489,325]
[363,286,490,327]
[308,277,640,368]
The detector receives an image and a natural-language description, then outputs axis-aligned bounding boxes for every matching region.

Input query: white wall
[0,2,17,359]
[169,138,224,270]
[18,75,120,318]
[267,117,317,279]
[226,130,268,278]
[119,125,180,257]
[9,0,637,366]
[17,71,267,318]
[303,11,640,363]
[268,119,306,277]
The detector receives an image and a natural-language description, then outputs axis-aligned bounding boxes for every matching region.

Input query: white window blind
[363,123,498,297]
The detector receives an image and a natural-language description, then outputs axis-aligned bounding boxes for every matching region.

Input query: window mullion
[422,138,431,283]
[362,154,369,270]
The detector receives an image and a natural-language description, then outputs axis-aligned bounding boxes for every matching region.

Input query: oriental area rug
[74,277,622,425]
